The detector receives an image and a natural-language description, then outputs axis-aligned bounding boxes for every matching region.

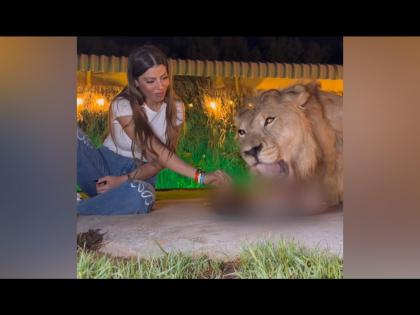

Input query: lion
[233,82,343,214]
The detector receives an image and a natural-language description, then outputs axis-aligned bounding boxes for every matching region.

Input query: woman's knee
[128,180,156,214]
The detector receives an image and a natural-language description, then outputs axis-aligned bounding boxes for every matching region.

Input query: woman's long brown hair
[104,45,183,171]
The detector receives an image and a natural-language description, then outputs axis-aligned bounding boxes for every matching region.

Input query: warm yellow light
[210,102,217,110]
[228,100,234,105]
[77,97,84,106]
[248,103,253,108]
[188,103,193,108]
[96,98,105,106]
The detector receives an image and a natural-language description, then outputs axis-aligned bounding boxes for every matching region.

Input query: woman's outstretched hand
[203,170,232,186]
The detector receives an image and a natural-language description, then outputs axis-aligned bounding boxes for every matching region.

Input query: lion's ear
[295,90,311,108]
[283,84,311,108]
[259,89,282,104]
[305,81,321,93]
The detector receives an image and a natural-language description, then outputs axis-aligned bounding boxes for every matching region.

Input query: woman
[77,45,230,215]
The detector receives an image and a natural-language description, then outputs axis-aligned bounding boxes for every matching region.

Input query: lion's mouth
[255,160,289,177]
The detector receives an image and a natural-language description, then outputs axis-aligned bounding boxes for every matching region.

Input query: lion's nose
[244,144,263,159]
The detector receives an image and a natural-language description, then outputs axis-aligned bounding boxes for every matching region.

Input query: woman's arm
[127,160,163,180]
[116,116,196,179]
[95,160,164,195]
[115,116,230,185]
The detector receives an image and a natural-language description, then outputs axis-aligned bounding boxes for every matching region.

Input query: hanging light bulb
[96,98,105,106]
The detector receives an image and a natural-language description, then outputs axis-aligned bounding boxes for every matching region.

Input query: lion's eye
[265,117,276,126]
[238,129,246,136]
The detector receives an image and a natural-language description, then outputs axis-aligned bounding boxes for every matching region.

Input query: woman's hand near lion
[204,170,232,186]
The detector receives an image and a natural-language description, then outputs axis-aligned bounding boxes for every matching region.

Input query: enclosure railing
[77,54,343,80]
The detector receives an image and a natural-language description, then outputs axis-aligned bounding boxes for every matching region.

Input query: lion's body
[234,82,343,209]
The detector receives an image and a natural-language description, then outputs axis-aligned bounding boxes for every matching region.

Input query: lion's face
[235,85,319,179]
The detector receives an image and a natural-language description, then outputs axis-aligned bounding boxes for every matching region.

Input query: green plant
[77,77,255,189]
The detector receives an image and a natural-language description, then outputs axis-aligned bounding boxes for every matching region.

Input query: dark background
[77,36,343,65]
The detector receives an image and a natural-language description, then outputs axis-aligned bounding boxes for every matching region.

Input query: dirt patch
[220,259,241,279]
[77,229,105,251]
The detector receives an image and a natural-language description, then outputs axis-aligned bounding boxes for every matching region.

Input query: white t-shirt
[103,97,184,160]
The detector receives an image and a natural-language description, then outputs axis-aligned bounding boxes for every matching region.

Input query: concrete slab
[77,198,342,261]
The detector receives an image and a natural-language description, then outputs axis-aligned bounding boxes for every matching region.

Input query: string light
[96,98,105,106]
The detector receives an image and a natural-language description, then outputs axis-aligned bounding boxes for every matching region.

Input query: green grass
[77,239,343,279]
[77,249,224,279]
[235,240,343,279]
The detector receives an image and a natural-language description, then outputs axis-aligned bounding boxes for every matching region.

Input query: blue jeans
[77,127,157,215]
